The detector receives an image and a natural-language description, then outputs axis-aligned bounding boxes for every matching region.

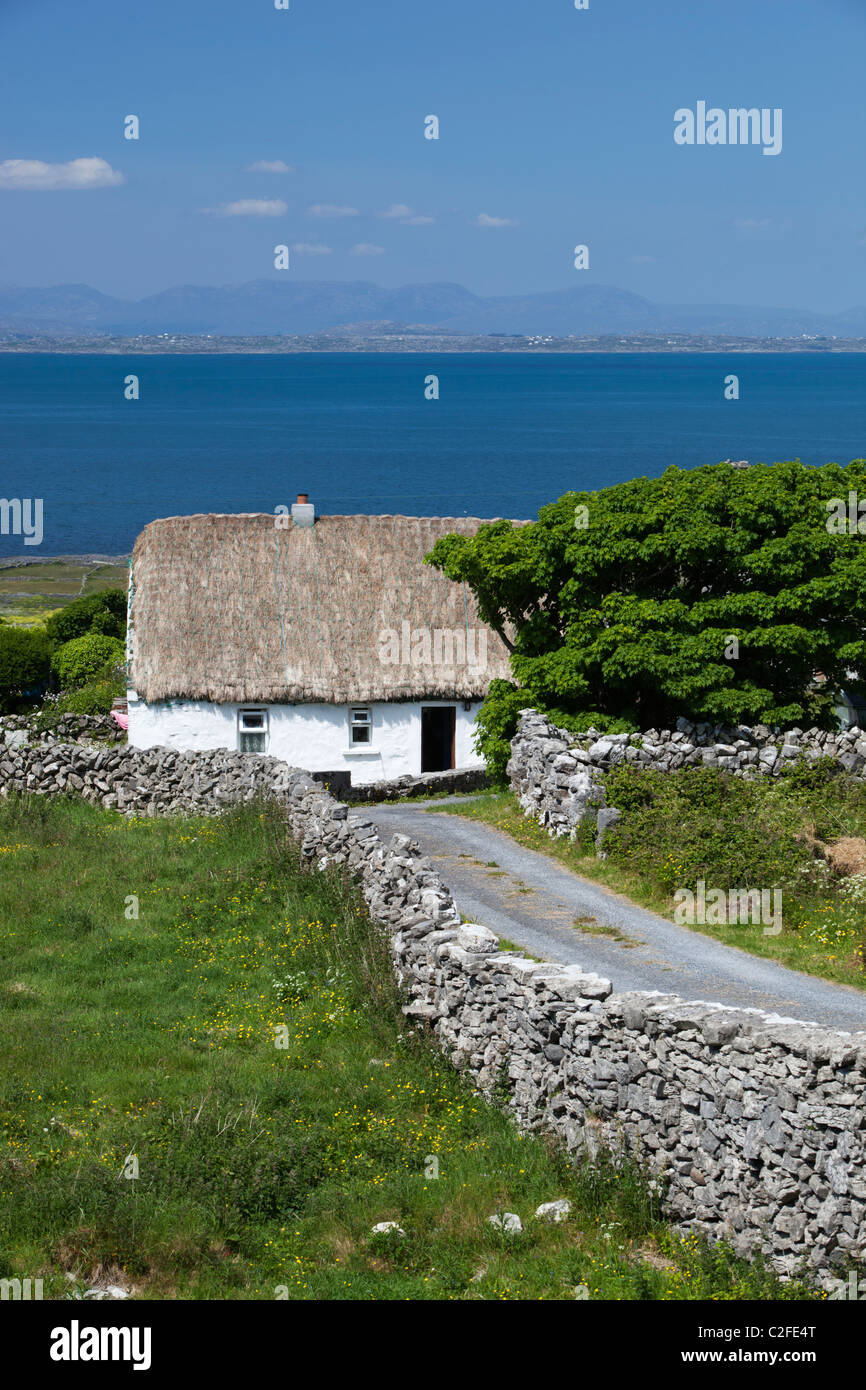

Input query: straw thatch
[129,512,522,705]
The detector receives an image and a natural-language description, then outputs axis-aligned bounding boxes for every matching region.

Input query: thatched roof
[128,512,520,705]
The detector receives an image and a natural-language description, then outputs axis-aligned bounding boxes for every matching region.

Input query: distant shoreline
[2,335,866,355]
[0,554,129,568]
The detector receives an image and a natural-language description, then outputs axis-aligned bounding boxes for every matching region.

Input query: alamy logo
[826,492,866,534]
[378,622,487,669]
[674,102,782,156]
[50,1321,152,1371]
[826,1272,866,1300]
[0,497,43,546]
[0,1277,43,1300]
[674,880,782,936]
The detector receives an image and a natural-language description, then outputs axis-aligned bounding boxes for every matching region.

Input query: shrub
[40,674,125,720]
[62,679,122,715]
[473,679,637,785]
[603,765,815,895]
[51,634,125,689]
[472,681,536,784]
[44,589,126,644]
[0,626,53,712]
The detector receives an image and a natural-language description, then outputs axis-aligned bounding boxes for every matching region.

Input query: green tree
[52,634,125,690]
[427,460,866,775]
[45,589,127,644]
[0,627,53,712]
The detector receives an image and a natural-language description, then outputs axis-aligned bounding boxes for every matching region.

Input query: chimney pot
[291,494,315,527]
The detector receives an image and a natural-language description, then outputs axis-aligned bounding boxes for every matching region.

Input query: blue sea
[1,351,865,556]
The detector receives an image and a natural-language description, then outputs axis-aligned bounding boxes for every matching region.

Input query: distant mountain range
[1,280,865,339]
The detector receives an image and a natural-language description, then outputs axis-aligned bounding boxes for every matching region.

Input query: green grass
[0,561,128,627]
[0,794,821,1301]
[430,782,866,989]
[573,914,640,946]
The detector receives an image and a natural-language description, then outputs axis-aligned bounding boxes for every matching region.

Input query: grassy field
[431,775,866,990]
[0,560,128,626]
[0,793,818,1301]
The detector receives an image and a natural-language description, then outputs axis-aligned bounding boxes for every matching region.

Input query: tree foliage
[45,589,127,644]
[52,634,125,690]
[426,460,866,774]
[0,627,53,711]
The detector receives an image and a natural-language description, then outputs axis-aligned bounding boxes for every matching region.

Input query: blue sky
[0,0,864,307]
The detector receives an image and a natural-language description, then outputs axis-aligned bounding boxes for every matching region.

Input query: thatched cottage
[125,499,516,784]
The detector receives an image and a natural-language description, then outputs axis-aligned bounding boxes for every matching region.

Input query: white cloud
[377,203,412,220]
[0,157,125,191]
[205,199,287,217]
[307,203,358,218]
[473,212,517,227]
[291,242,333,255]
[733,218,772,229]
[244,160,294,174]
[377,203,435,225]
[351,243,386,256]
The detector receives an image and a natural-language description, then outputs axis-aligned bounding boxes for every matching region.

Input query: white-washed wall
[127,695,483,785]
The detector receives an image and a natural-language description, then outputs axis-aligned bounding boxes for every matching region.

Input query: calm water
[0,352,864,555]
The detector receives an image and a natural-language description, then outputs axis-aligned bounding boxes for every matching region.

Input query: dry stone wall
[0,712,125,746]
[317,766,489,803]
[1,728,864,1287]
[0,733,296,814]
[508,708,866,839]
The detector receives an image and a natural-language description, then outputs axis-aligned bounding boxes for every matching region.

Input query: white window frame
[238,707,268,754]
[348,705,373,748]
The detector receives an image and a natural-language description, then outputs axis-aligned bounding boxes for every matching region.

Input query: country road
[367,800,866,1034]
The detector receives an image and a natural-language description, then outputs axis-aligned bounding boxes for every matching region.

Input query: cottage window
[349,706,372,744]
[238,708,268,754]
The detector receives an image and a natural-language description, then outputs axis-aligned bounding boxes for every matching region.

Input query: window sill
[343,747,381,757]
